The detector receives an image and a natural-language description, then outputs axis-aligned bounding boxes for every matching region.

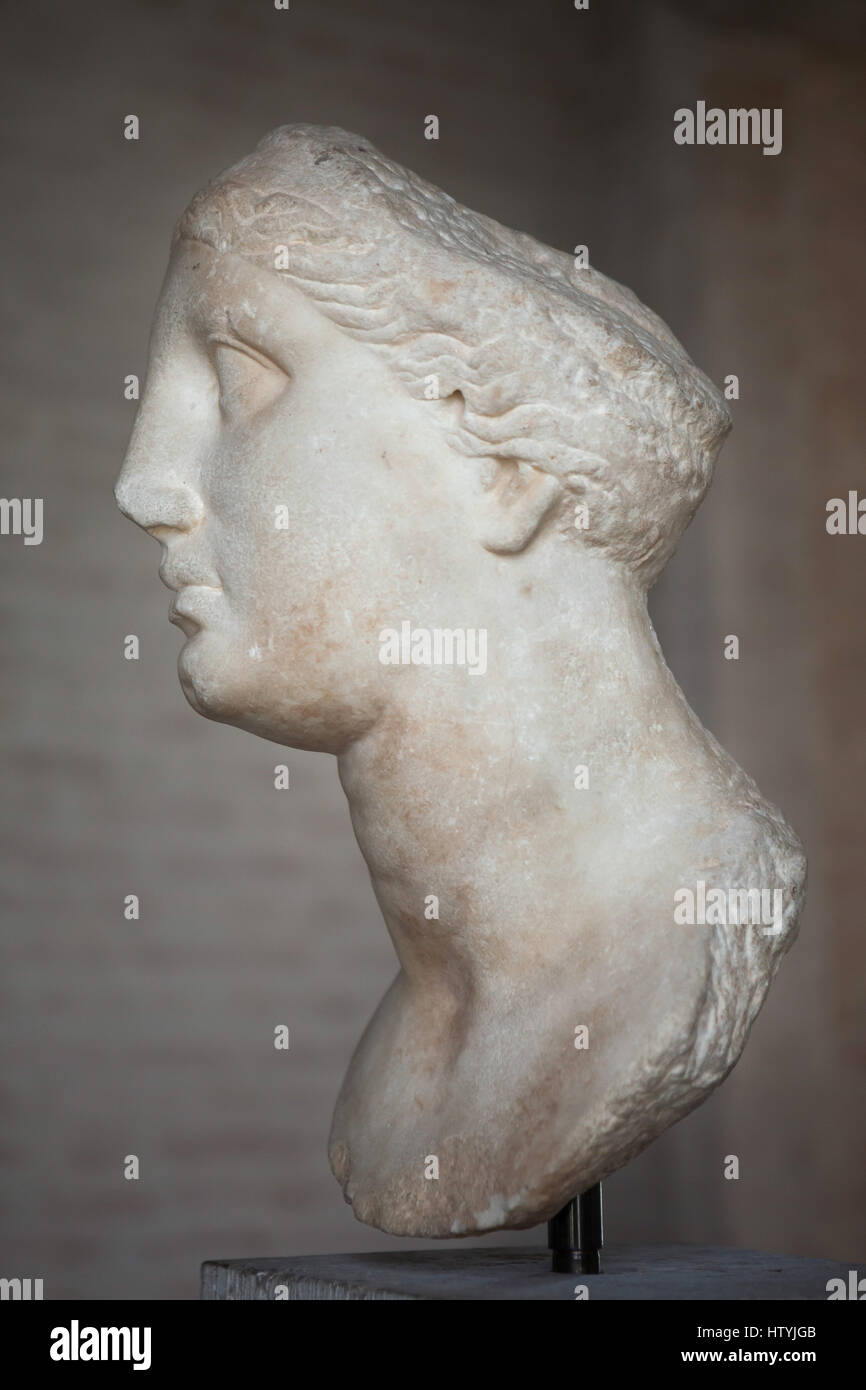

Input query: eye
[210,338,288,421]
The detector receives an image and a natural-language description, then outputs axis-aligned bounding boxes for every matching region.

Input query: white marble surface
[116,125,805,1238]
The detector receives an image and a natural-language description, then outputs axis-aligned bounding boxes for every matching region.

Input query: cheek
[201,426,305,608]
[201,403,417,650]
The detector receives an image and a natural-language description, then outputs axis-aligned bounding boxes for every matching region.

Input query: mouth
[167,583,223,638]
[168,603,201,639]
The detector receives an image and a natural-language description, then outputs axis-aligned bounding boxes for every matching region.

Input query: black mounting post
[547,1182,603,1274]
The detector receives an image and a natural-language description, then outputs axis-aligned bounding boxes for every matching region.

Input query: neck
[337,556,702,1001]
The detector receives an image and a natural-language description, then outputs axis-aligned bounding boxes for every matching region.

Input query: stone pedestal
[201,1244,850,1301]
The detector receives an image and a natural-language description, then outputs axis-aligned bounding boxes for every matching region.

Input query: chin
[176,637,250,725]
[175,643,331,749]
[176,635,380,752]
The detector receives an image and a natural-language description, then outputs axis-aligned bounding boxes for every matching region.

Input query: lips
[159,555,223,638]
[159,558,221,593]
[166,582,223,638]
[168,602,201,638]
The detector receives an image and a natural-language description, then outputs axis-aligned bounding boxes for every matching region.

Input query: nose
[114,472,204,535]
[115,412,205,536]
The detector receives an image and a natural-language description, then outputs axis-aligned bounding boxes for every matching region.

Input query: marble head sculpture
[115,125,806,1237]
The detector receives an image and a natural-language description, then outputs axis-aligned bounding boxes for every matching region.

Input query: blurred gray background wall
[1,0,863,1298]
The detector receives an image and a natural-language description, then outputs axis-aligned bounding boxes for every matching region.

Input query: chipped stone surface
[116,125,806,1239]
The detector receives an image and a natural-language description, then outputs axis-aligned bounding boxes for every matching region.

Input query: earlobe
[478,459,562,554]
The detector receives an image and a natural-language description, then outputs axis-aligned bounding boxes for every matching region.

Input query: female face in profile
[115,124,724,753]
[115,236,476,753]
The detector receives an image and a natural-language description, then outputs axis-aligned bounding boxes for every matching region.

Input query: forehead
[154,238,357,368]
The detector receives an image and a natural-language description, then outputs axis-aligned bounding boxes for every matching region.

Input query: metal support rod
[547,1182,603,1274]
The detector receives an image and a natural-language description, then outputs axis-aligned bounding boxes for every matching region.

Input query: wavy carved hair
[175,124,731,588]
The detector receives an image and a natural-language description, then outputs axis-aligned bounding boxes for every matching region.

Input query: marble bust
[115,125,806,1238]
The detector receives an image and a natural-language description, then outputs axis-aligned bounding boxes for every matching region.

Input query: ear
[476,456,563,554]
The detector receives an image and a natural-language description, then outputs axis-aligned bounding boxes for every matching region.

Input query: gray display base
[201,1244,853,1301]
